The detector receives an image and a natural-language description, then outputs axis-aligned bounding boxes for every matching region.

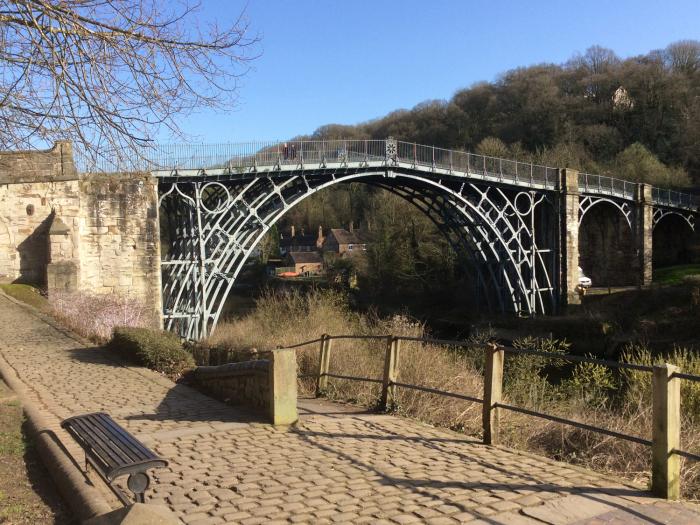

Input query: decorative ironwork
[159,171,557,339]
[653,208,696,231]
[579,196,633,229]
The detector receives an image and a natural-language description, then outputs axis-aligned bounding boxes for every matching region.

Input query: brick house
[284,251,323,275]
[322,228,366,256]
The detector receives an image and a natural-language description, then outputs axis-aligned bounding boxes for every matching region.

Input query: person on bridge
[283,143,289,160]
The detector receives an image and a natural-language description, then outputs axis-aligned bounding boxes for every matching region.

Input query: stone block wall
[0,181,81,285]
[195,360,271,411]
[0,142,161,316]
[78,174,161,306]
[194,348,298,425]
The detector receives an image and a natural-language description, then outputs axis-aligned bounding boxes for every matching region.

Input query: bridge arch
[652,211,696,268]
[151,138,699,339]
[579,196,633,230]
[578,198,636,287]
[159,169,556,339]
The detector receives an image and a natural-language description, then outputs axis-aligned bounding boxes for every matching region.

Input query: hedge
[109,326,194,378]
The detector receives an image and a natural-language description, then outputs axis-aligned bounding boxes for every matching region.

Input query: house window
[348,244,354,251]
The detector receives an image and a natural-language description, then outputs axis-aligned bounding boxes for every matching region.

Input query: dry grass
[208,289,700,500]
[48,291,156,342]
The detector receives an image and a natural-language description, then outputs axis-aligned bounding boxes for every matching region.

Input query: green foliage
[505,337,569,409]
[304,41,700,185]
[562,361,616,409]
[614,143,691,186]
[476,136,509,158]
[653,264,700,285]
[621,345,700,424]
[109,327,194,378]
[259,224,280,262]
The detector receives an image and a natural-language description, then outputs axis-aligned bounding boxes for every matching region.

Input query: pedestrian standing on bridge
[291,143,297,160]
[283,142,289,160]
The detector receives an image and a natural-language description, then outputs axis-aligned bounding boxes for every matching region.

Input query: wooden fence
[284,333,700,500]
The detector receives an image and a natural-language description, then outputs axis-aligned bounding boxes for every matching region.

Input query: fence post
[652,363,681,500]
[316,334,332,396]
[380,336,400,410]
[482,343,504,445]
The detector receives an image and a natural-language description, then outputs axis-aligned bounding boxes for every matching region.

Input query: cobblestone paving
[1,294,699,524]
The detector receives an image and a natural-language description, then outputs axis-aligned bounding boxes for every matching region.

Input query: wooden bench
[61,412,168,504]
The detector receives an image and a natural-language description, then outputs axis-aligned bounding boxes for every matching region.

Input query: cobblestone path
[1,294,699,524]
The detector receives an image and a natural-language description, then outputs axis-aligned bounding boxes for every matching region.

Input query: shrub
[109,326,194,378]
[614,143,691,187]
[49,291,155,341]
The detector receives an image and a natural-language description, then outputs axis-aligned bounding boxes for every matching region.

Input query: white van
[578,267,592,288]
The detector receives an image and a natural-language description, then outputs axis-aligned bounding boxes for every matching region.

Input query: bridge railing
[578,172,638,200]
[394,141,559,188]
[652,187,700,209]
[75,138,698,210]
[283,333,700,500]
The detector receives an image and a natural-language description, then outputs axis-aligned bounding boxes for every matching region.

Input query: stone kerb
[194,348,298,425]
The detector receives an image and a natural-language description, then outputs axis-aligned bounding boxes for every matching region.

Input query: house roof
[287,251,323,264]
[280,234,318,248]
[328,228,364,245]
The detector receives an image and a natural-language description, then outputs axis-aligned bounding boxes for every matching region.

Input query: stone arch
[578,199,636,287]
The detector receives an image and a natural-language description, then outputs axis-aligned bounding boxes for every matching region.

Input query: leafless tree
[0,0,257,169]
[664,40,700,75]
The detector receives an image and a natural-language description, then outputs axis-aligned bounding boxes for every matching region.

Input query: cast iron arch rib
[160,167,557,339]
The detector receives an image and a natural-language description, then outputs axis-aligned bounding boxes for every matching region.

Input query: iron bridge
[147,139,698,340]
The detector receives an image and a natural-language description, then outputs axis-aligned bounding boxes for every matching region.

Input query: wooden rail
[286,333,700,500]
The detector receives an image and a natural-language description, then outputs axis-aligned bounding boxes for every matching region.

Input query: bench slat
[94,414,157,461]
[85,414,147,463]
[81,414,144,465]
[68,417,133,470]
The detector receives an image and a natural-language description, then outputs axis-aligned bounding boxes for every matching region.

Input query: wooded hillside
[305,41,700,188]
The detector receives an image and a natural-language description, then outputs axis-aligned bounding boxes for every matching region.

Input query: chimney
[349,221,354,233]
[291,225,295,238]
[317,225,324,249]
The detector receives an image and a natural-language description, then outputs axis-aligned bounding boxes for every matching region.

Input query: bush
[109,327,194,379]
[614,143,691,187]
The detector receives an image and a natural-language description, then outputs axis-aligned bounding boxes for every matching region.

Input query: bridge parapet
[75,139,698,212]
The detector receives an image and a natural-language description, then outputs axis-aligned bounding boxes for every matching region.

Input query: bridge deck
[77,139,698,211]
[1,292,699,524]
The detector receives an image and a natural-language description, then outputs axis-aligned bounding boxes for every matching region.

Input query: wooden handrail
[288,332,700,500]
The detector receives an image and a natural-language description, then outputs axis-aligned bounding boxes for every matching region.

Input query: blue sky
[168,0,700,144]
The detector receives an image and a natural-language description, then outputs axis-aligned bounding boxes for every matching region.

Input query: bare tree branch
[0,0,259,170]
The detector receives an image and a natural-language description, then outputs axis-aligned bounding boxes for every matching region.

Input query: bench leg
[127,472,150,503]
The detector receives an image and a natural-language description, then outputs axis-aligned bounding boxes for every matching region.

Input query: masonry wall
[193,348,298,426]
[194,360,271,412]
[0,142,161,316]
[78,174,161,307]
[0,143,81,284]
